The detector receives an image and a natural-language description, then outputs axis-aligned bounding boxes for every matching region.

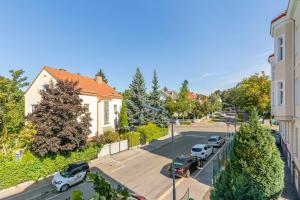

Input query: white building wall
[25,69,57,116]
[79,95,98,137]
[99,99,122,130]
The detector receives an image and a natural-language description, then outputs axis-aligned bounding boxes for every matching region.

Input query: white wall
[25,69,57,116]
[99,98,122,132]
[79,95,98,137]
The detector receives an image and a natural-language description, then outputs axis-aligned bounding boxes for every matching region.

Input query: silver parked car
[208,136,225,147]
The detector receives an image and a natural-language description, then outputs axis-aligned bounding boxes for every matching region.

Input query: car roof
[68,161,88,169]
[192,144,206,148]
[209,136,219,138]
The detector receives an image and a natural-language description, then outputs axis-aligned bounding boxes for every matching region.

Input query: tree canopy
[0,70,29,135]
[221,72,271,116]
[28,80,92,156]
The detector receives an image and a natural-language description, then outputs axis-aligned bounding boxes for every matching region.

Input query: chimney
[95,75,103,84]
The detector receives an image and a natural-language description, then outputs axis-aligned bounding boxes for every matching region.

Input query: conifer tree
[148,70,168,127]
[119,101,129,133]
[126,67,148,127]
[96,69,108,83]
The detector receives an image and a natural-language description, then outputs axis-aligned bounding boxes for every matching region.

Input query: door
[207,145,213,156]
[69,168,85,185]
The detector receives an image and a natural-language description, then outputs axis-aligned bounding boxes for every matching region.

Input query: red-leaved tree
[28,80,91,157]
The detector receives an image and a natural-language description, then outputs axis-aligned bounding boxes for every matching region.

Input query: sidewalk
[280,155,299,200]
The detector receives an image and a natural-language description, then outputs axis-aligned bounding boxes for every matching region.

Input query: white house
[25,66,123,137]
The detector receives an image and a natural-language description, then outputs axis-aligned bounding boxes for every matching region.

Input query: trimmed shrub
[125,132,140,147]
[231,111,284,199]
[180,121,192,125]
[103,129,120,144]
[0,145,100,190]
[136,123,168,143]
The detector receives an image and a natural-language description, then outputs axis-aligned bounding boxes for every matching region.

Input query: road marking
[157,178,185,200]
[183,135,207,138]
[4,183,53,200]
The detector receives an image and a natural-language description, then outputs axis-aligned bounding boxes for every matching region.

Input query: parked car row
[168,135,226,178]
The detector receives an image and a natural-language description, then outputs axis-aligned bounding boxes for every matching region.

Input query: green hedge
[180,121,192,125]
[124,132,140,147]
[0,145,101,190]
[136,123,168,143]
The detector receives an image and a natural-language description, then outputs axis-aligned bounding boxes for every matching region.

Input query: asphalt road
[3,130,229,200]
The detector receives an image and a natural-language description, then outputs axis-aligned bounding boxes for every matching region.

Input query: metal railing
[212,134,234,185]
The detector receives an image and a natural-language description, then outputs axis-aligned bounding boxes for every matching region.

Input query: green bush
[211,110,284,200]
[230,111,284,199]
[0,145,100,190]
[124,132,140,147]
[136,123,168,143]
[103,129,120,144]
[180,121,192,125]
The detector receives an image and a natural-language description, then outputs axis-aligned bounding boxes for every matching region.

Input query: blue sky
[0,0,287,95]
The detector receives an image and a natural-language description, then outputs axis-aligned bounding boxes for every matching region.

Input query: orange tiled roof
[271,12,287,24]
[44,66,122,99]
[188,92,198,100]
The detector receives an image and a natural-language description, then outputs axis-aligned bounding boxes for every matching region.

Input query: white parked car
[208,136,225,147]
[191,144,213,160]
[52,161,90,192]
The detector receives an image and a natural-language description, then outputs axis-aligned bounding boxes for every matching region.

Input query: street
[2,124,232,200]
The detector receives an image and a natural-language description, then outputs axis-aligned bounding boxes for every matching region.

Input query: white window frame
[83,103,89,113]
[104,101,109,125]
[271,65,275,81]
[277,80,285,106]
[30,104,37,113]
[296,77,299,106]
[276,35,285,62]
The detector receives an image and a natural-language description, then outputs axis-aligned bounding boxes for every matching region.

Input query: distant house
[25,66,122,137]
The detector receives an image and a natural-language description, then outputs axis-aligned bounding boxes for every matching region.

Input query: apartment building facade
[269,0,300,197]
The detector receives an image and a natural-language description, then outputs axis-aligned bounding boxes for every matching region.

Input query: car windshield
[60,166,71,178]
[208,137,218,142]
[173,157,187,168]
[192,147,202,152]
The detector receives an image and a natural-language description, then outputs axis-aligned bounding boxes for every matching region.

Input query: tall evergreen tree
[28,80,92,157]
[96,69,108,84]
[148,70,168,127]
[126,67,148,127]
[119,101,129,133]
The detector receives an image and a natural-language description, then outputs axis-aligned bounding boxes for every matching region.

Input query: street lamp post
[142,104,176,200]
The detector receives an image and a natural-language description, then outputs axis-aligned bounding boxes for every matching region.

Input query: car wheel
[186,170,190,178]
[60,184,69,192]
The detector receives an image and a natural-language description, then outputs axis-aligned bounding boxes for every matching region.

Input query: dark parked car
[168,155,199,178]
[208,136,225,147]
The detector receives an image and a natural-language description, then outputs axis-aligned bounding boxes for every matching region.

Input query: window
[30,104,37,113]
[272,85,275,106]
[83,104,89,112]
[296,77,299,106]
[277,36,284,62]
[104,101,109,125]
[278,81,284,106]
[114,104,117,113]
[271,65,275,81]
[38,84,50,93]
